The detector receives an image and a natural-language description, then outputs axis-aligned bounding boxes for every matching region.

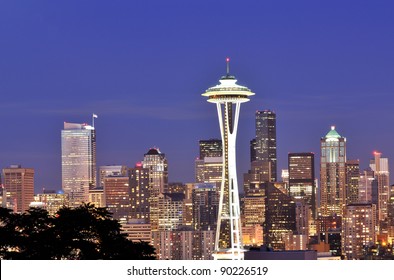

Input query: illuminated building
[103,175,131,222]
[345,160,360,204]
[98,165,128,187]
[251,110,277,182]
[342,203,376,259]
[202,59,255,259]
[199,139,222,159]
[157,193,184,231]
[370,152,390,222]
[121,219,152,243]
[241,195,265,246]
[295,200,312,236]
[129,162,150,221]
[281,169,289,186]
[320,126,346,217]
[359,168,374,203]
[142,148,168,231]
[316,215,342,256]
[288,152,316,218]
[167,182,185,194]
[195,156,222,184]
[192,183,219,231]
[61,122,96,207]
[263,182,296,251]
[88,187,105,208]
[152,229,215,260]
[282,233,308,250]
[34,190,69,215]
[243,161,271,195]
[2,165,34,213]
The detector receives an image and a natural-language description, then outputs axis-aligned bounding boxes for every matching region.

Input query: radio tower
[202,58,255,260]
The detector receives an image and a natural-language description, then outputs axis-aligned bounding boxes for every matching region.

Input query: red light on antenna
[226,57,230,62]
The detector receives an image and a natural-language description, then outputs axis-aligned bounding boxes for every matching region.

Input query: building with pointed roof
[320,126,346,217]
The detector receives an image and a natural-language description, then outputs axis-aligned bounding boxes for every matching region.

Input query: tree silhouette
[0,204,156,260]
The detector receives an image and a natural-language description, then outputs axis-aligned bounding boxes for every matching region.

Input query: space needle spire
[202,58,255,260]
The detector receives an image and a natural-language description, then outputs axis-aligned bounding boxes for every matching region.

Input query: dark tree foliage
[0,204,156,260]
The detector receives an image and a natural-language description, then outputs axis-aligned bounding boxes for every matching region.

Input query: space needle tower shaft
[202,58,255,260]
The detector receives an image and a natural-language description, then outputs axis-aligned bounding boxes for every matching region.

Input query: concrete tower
[202,58,255,260]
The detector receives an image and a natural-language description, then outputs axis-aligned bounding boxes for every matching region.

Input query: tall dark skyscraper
[263,182,296,250]
[129,162,150,221]
[251,110,277,182]
[288,152,316,218]
[345,160,360,205]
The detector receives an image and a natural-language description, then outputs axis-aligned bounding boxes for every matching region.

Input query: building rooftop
[325,126,342,139]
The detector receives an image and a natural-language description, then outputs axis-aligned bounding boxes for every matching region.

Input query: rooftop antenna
[226,57,230,75]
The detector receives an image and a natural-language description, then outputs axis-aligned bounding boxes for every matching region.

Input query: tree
[0,204,156,260]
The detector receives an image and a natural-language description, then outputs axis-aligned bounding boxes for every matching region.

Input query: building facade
[2,165,34,213]
[61,122,96,207]
[320,126,346,217]
[288,152,316,218]
[251,110,277,182]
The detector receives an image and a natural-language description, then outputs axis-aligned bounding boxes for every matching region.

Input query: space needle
[202,58,255,260]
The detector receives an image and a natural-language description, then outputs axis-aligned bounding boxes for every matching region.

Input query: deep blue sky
[1,0,394,192]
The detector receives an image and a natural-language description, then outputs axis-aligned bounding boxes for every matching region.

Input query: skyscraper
[195,139,223,184]
[192,183,219,231]
[251,110,277,182]
[320,126,346,217]
[129,162,150,221]
[288,152,316,218]
[103,175,131,222]
[202,59,255,260]
[263,182,296,251]
[2,165,34,213]
[370,152,390,222]
[345,160,360,205]
[342,203,376,260]
[142,148,168,231]
[61,122,96,207]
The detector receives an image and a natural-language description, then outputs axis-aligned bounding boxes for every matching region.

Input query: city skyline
[1,1,394,191]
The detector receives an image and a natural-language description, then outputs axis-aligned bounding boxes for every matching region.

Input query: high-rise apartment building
[342,203,376,260]
[370,152,390,222]
[142,148,168,231]
[129,162,150,221]
[251,110,277,182]
[103,175,131,222]
[320,126,346,217]
[61,122,96,207]
[288,152,316,218]
[345,160,360,204]
[2,165,34,213]
[157,193,184,231]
